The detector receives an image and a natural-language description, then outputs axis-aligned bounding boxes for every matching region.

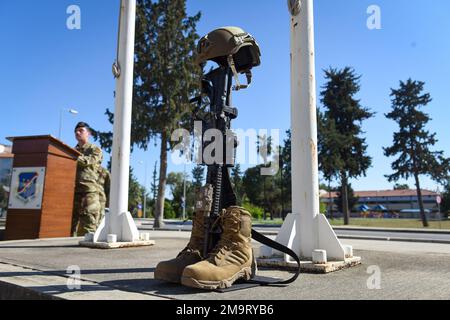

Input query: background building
[321,189,441,218]
[0,144,13,217]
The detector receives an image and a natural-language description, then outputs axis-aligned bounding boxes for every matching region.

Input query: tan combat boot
[154,185,213,284]
[181,206,254,290]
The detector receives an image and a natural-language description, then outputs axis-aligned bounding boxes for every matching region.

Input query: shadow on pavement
[0,245,82,249]
[100,278,207,296]
[0,267,156,278]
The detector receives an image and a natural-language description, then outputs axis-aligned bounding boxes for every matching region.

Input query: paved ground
[1,230,450,300]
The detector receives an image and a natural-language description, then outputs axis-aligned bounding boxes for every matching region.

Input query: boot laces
[207,210,240,263]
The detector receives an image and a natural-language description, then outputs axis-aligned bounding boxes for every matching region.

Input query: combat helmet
[196,27,261,90]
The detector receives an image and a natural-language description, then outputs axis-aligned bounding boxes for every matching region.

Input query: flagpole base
[257,256,362,274]
[79,210,156,249]
[259,213,347,261]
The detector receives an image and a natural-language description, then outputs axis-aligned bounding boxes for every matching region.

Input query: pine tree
[334,183,359,215]
[280,130,292,216]
[318,110,343,219]
[230,164,243,205]
[128,168,143,216]
[150,161,158,212]
[257,134,273,219]
[320,67,374,225]
[384,79,450,227]
[191,164,205,189]
[135,0,201,228]
[394,183,409,190]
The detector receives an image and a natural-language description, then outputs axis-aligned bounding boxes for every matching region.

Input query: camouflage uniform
[96,166,111,226]
[71,142,103,236]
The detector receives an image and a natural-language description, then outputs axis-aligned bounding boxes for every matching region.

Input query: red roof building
[320,189,440,214]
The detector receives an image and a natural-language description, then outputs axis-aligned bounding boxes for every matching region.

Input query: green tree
[242,165,265,208]
[319,183,330,191]
[164,199,176,219]
[231,164,243,205]
[166,171,195,219]
[334,184,359,214]
[384,79,450,227]
[242,164,283,219]
[394,183,410,190]
[318,110,343,219]
[150,161,158,202]
[320,67,374,225]
[0,185,8,214]
[128,168,144,216]
[441,181,450,219]
[135,0,201,228]
[280,130,292,217]
[257,134,273,219]
[242,200,264,220]
[166,172,184,218]
[192,164,205,188]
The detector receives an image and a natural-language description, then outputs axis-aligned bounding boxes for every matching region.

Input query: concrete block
[140,233,150,241]
[79,239,155,249]
[312,249,327,264]
[344,245,354,258]
[107,234,117,243]
[84,233,94,242]
[259,245,273,258]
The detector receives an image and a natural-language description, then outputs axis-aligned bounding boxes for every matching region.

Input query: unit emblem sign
[9,167,46,210]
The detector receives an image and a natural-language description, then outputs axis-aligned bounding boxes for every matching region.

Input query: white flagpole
[94,0,139,243]
[263,0,346,261]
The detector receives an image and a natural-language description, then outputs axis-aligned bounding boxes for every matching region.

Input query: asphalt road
[135,219,450,244]
[334,228,450,243]
[2,217,450,243]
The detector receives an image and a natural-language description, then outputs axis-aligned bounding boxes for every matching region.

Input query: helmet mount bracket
[227,55,252,91]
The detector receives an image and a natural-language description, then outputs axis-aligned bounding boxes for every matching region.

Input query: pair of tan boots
[154,187,254,290]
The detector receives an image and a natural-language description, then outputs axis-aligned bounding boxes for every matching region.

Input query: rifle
[191,61,300,285]
[190,65,301,287]
[191,65,238,258]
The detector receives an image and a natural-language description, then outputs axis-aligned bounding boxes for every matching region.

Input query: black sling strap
[248,229,301,286]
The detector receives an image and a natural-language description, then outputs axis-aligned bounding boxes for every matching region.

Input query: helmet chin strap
[227,55,252,91]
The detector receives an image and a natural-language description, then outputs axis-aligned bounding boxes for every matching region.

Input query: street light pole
[143,162,148,219]
[182,163,187,221]
[59,108,79,140]
[138,160,148,219]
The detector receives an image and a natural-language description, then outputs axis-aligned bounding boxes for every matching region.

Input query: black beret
[74,122,91,131]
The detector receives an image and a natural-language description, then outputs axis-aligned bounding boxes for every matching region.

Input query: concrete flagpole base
[258,213,361,273]
[78,0,155,250]
[257,257,362,274]
[255,0,361,273]
[79,211,156,249]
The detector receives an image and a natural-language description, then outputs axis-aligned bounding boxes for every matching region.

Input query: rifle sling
[249,229,301,286]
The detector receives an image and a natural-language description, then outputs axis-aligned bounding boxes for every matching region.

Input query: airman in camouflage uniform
[71,122,103,236]
[96,166,111,226]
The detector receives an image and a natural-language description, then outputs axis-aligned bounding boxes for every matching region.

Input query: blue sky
[1,0,449,194]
